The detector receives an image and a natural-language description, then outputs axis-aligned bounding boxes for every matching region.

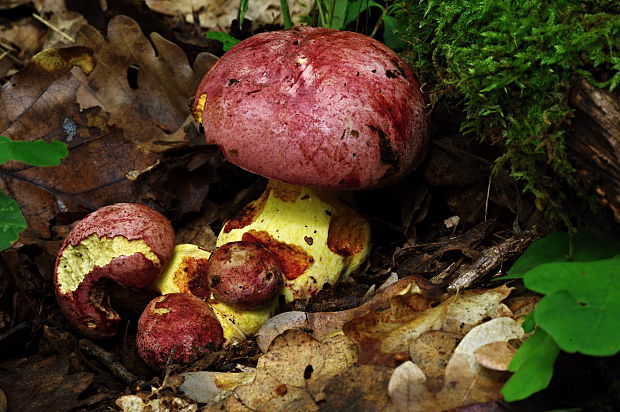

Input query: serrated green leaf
[206,31,241,52]
[525,257,620,356]
[502,328,560,402]
[0,137,68,166]
[0,190,27,250]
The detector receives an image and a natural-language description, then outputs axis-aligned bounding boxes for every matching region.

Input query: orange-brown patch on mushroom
[327,215,368,257]
[241,230,313,280]
[223,193,268,233]
[271,183,302,202]
[186,257,211,299]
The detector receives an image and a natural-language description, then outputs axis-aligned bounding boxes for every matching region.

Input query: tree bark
[568,79,620,222]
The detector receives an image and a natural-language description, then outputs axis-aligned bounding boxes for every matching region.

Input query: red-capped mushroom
[206,241,284,311]
[194,27,429,301]
[194,26,428,190]
[54,203,175,338]
[136,293,224,370]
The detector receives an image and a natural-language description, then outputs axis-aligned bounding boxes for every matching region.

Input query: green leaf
[507,230,620,276]
[330,0,349,30]
[526,257,620,356]
[206,31,241,52]
[0,190,27,250]
[343,0,382,28]
[239,0,249,26]
[383,15,408,50]
[501,328,560,402]
[0,137,68,167]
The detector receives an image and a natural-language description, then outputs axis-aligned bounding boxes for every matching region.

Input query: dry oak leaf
[205,330,359,412]
[74,15,217,151]
[145,0,314,31]
[0,354,104,412]
[0,17,215,251]
[343,285,513,366]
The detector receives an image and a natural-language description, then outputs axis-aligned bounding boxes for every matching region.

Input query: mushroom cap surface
[194,26,429,190]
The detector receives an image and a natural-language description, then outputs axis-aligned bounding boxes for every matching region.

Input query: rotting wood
[568,79,620,222]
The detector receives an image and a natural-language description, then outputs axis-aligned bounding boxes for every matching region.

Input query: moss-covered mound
[398,0,619,220]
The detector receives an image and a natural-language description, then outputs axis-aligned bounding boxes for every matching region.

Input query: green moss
[396,0,620,220]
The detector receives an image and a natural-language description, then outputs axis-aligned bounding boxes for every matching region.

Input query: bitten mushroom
[136,293,224,370]
[54,203,175,338]
[194,27,429,300]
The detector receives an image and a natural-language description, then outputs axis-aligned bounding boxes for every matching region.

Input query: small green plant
[206,31,241,52]
[0,136,68,250]
[501,231,620,401]
[207,1,406,51]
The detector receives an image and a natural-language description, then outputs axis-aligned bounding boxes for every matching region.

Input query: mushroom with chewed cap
[54,203,175,338]
[193,26,429,301]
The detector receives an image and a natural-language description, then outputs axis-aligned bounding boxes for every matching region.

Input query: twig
[447,230,538,293]
[32,13,74,43]
[0,42,23,65]
[78,339,140,385]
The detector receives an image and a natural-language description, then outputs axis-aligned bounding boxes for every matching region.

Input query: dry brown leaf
[0,16,216,252]
[343,285,513,365]
[145,0,314,31]
[387,317,523,411]
[0,354,104,412]
[179,371,256,404]
[474,341,517,371]
[205,330,358,411]
[255,276,434,352]
[74,15,215,150]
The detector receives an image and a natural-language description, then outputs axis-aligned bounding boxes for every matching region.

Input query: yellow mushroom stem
[216,180,371,302]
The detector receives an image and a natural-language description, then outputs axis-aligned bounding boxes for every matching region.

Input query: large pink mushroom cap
[194,26,429,190]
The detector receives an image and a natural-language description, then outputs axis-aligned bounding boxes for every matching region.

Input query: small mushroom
[136,293,224,370]
[54,203,175,338]
[150,243,279,344]
[206,241,284,311]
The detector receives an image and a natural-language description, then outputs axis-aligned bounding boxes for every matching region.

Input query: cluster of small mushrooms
[53,26,429,370]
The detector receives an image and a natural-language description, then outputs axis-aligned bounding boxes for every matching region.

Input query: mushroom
[194,27,429,300]
[137,293,224,370]
[207,241,284,310]
[150,243,281,344]
[54,203,175,338]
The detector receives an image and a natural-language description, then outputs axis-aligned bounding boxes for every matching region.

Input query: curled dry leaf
[343,285,513,365]
[0,16,216,253]
[255,275,432,352]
